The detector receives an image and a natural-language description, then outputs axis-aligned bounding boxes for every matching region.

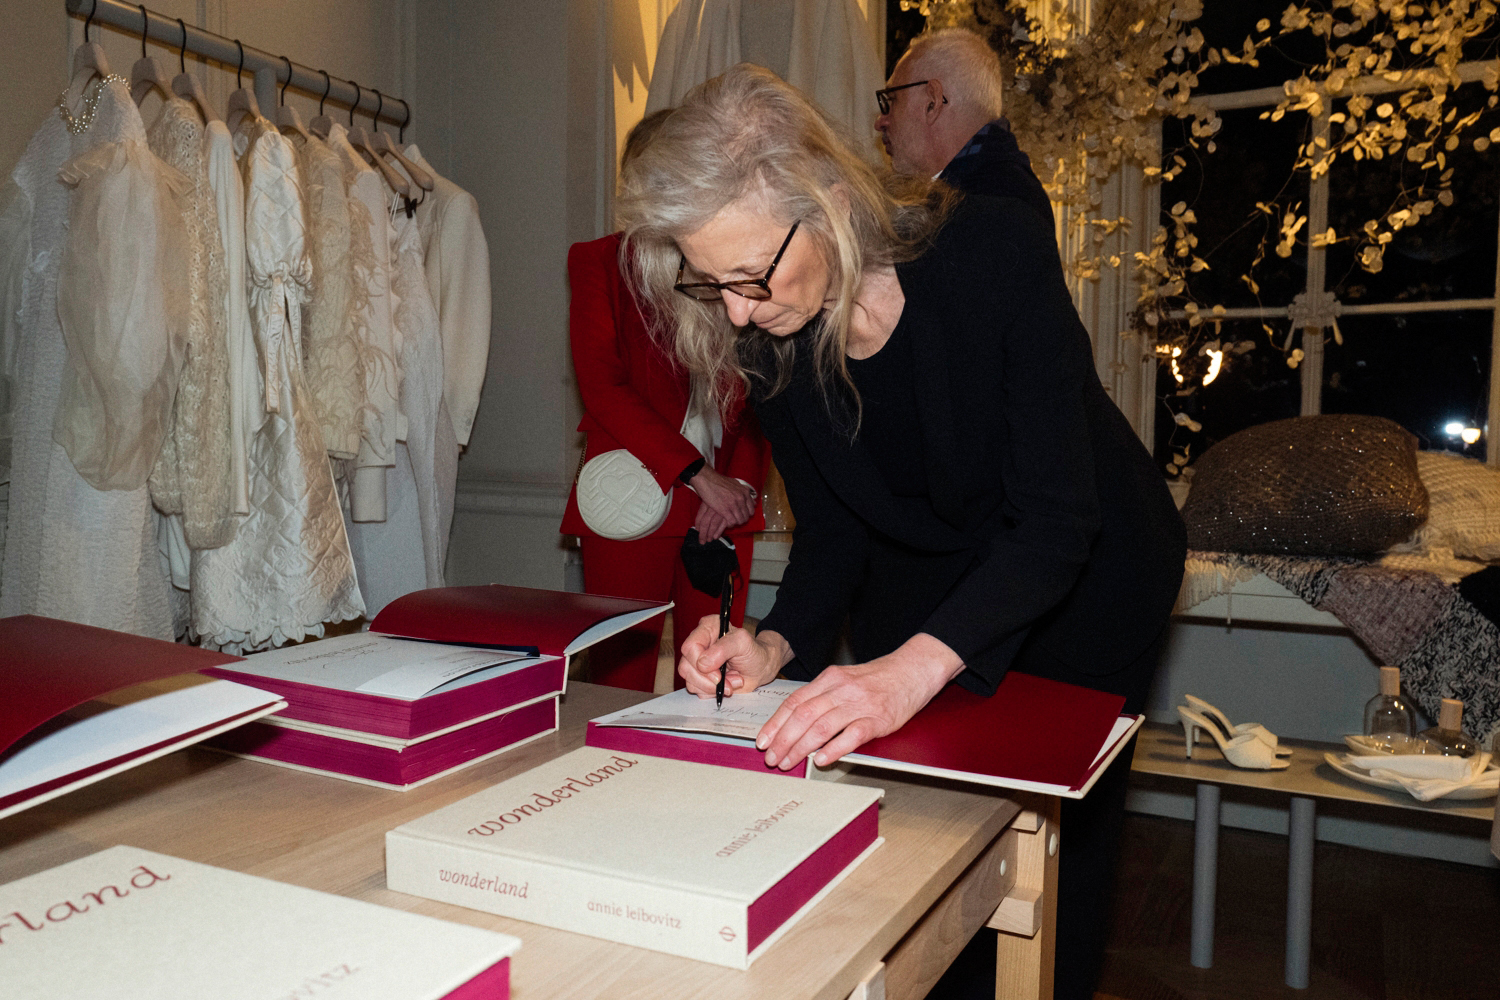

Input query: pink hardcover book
[0,616,285,821]
[587,674,1143,798]
[209,697,559,790]
[386,746,883,968]
[202,632,565,741]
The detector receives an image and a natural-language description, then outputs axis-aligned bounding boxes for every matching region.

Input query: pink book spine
[584,722,807,779]
[440,957,509,1000]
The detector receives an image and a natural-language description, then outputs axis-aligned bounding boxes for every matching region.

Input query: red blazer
[561,233,768,539]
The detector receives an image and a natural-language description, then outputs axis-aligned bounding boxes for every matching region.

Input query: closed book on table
[587,673,1143,798]
[0,615,285,821]
[0,846,520,1000]
[386,746,884,968]
[210,696,559,790]
[202,631,565,740]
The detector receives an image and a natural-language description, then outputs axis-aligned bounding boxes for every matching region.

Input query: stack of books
[204,585,669,789]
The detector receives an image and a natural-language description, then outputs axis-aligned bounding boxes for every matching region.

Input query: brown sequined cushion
[1182,415,1429,555]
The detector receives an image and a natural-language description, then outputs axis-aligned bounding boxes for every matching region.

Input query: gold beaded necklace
[56,74,125,136]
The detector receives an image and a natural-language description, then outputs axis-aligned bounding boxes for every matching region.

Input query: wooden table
[0,683,1058,1000]
[1130,722,1495,989]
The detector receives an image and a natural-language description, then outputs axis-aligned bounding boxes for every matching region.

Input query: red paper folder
[0,616,284,820]
[588,671,1139,798]
[0,615,247,757]
[370,584,669,659]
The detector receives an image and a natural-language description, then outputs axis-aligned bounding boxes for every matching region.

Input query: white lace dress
[345,199,449,614]
[188,117,363,652]
[146,96,234,554]
[295,133,365,461]
[0,75,182,637]
[326,124,400,522]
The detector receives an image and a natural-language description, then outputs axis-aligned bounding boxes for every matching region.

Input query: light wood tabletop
[0,682,1039,1000]
[1131,721,1495,821]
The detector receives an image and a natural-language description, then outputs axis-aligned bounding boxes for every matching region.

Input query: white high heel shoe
[1184,694,1293,756]
[1177,707,1291,770]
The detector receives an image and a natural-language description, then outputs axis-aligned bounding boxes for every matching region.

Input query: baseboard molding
[453,479,570,519]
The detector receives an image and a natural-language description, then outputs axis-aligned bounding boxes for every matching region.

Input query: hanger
[69,0,112,100]
[308,70,334,139]
[225,39,262,134]
[170,17,219,123]
[129,5,173,106]
[347,84,411,198]
[368,90,434,192]
[275,56,312,141]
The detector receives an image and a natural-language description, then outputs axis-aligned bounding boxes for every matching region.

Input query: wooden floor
[1095,814,1500,1000]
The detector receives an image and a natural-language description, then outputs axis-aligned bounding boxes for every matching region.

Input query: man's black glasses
[674,220,800,302]
[876,80,930,115]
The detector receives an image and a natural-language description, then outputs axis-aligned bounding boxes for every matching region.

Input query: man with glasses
[876,28,1052,227]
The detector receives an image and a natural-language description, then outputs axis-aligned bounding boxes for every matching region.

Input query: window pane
[1327,87,1500,306]
[1162,107,1308,309]
[1154,320,1302,472]
[1189,0,1326,96]
[1322,311,1492,460]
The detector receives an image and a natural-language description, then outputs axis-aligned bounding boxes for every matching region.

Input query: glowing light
[1462,427,1483,445]
[1202,349,1223,386]
[1445,421,1466,436]
[1170,346,1184,384]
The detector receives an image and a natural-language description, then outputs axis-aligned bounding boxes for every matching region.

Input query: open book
[587,672,1142,799]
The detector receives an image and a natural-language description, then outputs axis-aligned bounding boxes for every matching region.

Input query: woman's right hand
[678,616,788,697]
[688,467,757,541]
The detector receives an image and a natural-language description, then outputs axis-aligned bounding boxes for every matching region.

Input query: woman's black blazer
[752,195,1186,697]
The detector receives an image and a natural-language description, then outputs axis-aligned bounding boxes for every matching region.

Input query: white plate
[1323,753,1500,801]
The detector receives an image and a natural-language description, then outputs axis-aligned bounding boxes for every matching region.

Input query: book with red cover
[369,584,670,665]
[0,615,286,820]
[587,672,1142,798]
[208,697,559,790]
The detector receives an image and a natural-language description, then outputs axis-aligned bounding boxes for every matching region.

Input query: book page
[225,633,532,700]
[590,679,806,740]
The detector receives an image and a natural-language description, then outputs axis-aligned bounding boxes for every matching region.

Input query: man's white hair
[904,28,1005,120]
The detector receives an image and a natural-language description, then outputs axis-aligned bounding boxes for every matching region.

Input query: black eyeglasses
[876,80,930,115]
[674,220,800,302]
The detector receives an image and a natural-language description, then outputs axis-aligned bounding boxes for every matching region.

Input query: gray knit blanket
[1185,550,1500,747]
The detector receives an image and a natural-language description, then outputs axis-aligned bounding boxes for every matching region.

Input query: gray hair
[904,28,1006,120]
[616,63,954,416]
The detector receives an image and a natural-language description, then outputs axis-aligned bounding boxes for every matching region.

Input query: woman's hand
[688,467,757,541]
[678,618,789,697]
[755,633,966,771]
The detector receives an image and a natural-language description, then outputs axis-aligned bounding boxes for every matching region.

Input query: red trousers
[580,533,755,692]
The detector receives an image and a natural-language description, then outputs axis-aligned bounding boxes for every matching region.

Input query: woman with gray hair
[619,64,1184,997]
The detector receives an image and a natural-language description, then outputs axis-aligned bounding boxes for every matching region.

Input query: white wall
[418,0,614,591]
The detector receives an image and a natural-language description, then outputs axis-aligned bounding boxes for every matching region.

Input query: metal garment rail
[65,0,409,127]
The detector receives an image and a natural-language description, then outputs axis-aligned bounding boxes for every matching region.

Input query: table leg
[1285,795,1316,989]
[995,797,1060,1000]
[1190,782,1220,969]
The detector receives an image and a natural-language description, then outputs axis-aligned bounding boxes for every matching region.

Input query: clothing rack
[64,0,410,129]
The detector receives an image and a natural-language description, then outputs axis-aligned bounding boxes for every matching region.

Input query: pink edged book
[386,746,883,969]
[586,672,1143,798]
[0,845,520,1000]
[0,615,285,822]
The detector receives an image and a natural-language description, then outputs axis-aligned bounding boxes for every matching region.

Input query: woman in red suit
[561,112,769,691]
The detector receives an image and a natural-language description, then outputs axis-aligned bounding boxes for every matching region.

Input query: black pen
[715,575,733,709]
